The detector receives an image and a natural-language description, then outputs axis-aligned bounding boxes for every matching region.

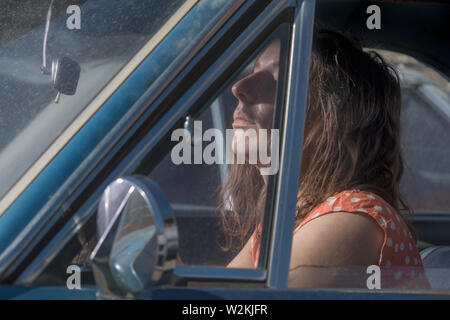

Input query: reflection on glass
[0,0,238,199]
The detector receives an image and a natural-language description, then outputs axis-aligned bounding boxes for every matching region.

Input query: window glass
[141,29,289,268]
[35,25,289,285]
[372,50,450,214]
[0,0,236,199]
[379,50,450,290]
[401,87,450,213]
[1,0,243,286]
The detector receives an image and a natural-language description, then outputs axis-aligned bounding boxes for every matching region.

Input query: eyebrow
[253,58,279,74]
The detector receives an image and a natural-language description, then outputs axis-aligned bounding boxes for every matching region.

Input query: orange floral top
[251,189,430,289]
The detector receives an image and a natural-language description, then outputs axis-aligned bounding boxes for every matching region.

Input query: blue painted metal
[0,285,448,300]
[174,266,266,281]
[140,287,450,300]
[0,285,98,300]
[266,0,315,288]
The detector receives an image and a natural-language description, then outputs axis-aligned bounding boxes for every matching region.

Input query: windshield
[0,0,188,199]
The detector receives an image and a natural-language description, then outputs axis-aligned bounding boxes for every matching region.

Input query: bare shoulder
[291,211,384,266]
[288,211,384,288]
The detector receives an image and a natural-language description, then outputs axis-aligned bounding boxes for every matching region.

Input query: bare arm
[287,211,384,288]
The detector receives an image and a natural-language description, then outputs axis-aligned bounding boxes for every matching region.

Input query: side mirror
[90,176,178,299]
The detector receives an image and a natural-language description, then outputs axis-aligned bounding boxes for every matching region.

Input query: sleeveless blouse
[250,189,430,289]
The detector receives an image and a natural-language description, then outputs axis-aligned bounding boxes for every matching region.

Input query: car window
[0,0,190,199]
[141,28,290,267]
[401,86,450,213]
[375,50,450,214]
[377,50,450,290]
[147,108,230,266]
[17,18,291,286]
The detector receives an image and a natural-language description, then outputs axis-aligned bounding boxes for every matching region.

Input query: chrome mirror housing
[90,176,178,299]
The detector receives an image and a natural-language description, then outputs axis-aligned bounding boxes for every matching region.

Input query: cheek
[253,103,275,130]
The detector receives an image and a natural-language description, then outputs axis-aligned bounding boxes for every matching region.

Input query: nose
[231,71,276,106]
[231,72,260,105]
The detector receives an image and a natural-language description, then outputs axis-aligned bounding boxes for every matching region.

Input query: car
[0,0,449,300]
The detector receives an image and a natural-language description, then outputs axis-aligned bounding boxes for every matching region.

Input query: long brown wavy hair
[218,29,415,252]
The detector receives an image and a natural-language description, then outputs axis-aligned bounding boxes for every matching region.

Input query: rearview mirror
[90,176,178,299]
[52,57,81,97]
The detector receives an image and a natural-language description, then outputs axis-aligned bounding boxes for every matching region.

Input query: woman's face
[231,39,280,158]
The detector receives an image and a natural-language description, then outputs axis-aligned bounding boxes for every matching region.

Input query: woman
[219,29,430,289]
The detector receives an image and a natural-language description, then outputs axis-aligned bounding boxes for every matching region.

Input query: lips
[232,114,256,129]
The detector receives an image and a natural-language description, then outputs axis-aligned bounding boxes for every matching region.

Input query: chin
[232,131,259,164]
